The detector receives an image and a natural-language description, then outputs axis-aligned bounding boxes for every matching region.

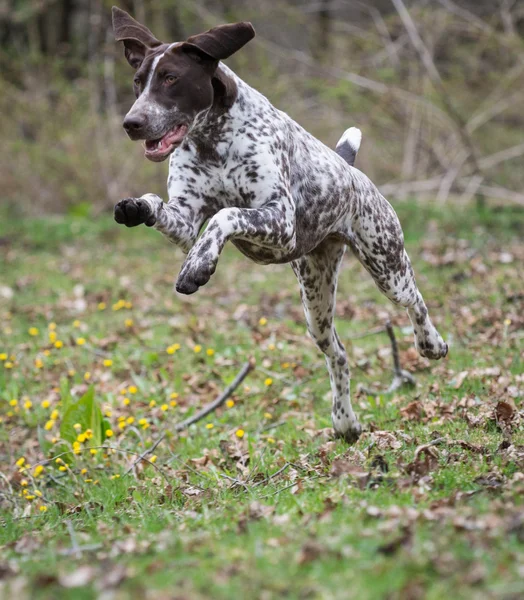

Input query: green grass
[0,201,523,599]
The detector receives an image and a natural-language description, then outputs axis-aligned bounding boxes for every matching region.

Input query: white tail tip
[336,127,362,152]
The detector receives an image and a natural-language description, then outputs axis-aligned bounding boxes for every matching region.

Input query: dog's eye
[133,78,141,88]
[165,75,177,85]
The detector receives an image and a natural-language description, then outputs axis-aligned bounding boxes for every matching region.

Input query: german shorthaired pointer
[112,7,448,442]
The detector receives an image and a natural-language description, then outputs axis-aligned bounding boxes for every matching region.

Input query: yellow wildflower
[48,331,57,343]
[128,385,137,394]
[103,359,113,367]
[84,429,93,439]
[170,392,179,400]
[264,378,273,386]
[90,449,98,455]
[50,410,59,420]
[267,438,275,444]
[54,340,63,349]
[268,343,276,351]
[193,344,202,353]
[98,302,106,311]
[20,479,28,487]
[33,465,44,477]
[122,397,130,406]
[73,423,82,431]
[0,353,7,361]
[28,327,39,336]
[15,457,25,467]
[161,404,168,412]
[76,337,86,346]
[4,361,13,369]
[77,433,86,443]
[35,358,44,369]
[81,468,88,475]
[125,318,134,328]
[206,348,215,356]
[58,466,67,472]
[43,350,50,356]
[149,400,156,408]
[48,322,57,331]
[150,455,157,463]
[259,317,268,326]
[264,412,273,419]
[126,416,134,424]
[34,490,42,497]
[9,399,18,407]
[170,400,177,407]
[84,371,91,381]
[105,429,114,437]
[235,429,245,439]
[226,399,235,408]
[39,505,47,512]
[205,423,214,430]
[24,400,32,410]
[73,320,81,328]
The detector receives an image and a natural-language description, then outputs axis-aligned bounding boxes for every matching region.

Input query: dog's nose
[123,115,146,134]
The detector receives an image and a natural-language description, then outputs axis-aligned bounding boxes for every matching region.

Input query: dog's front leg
[114,194,204,254]
[176,199,296,294]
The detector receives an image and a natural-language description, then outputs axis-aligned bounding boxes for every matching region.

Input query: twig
[124,359,255,475]
[414,437,446,459]
[65,519,82,558]
[361,321,415,395]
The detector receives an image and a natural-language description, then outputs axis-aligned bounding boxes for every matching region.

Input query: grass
[0,200,522,599]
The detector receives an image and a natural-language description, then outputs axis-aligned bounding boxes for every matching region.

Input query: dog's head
[112,7,255,162]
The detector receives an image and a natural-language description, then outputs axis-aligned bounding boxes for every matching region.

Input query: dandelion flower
[15,457,25,467]
[90,449,98,455]
[150,455,157,463]
[39,505,48,512]
[73,320,81,328]
[126,416,134,424]
[54,340,63,349]
[268,343,276,351]
[235,429,245,439]
[28,327,39,336]
[84,371,91,381]
[169,400,177,407]
[105,429,114,437]
[128,385,137,394]
[193,345,202,353]
[264,378,273,387]
[44,419,55,430]
[33,465,44,477]
[264,412,273,419]
[73,423,82,431]
[149,400,156,408]
[0,353,7,361]
[9,399,18,407]
[259,317,267,326]
[98,302,106,311]
[35,358,44,369]
[4,361,13,369]
[206,348,215,356]
[77,434,86,443]
[24,400,32,410]
[48,323,57,331]
[267,438,275,444]
[226,399,235,408]
[48,331,57,343]
[50,410,59,420]
[76,337,86,346]
[205,423,214,430]
[122,397,130,406]
[160,404,168,412]
[125,319,134,328]
[170,392,179,400]
[103,359,113,367]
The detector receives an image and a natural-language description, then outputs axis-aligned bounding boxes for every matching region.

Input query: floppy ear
[112,6,162,69]
[184,22,255,62]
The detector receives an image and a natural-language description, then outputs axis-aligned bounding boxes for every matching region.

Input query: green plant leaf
[60,386,105,451]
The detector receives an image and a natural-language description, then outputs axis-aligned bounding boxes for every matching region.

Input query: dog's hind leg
[343,185,447,360]
[291,238,361,443]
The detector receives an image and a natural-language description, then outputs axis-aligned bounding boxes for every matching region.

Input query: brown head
[112,7,255,162]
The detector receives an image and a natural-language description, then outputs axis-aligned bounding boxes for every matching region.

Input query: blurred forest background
[1,0,524,215]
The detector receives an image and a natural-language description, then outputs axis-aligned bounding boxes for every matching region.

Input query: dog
[111,7,448,442]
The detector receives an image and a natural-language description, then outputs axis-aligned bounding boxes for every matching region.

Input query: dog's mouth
[143,124,188,162]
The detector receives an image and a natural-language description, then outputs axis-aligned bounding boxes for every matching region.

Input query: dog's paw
[332,412,362,444]
[414,327,448,360]
[333,422,362,444]
[176,255,216,295]
[114,198,156,228]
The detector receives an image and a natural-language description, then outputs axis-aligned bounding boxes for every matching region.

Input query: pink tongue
[146,125,188,153]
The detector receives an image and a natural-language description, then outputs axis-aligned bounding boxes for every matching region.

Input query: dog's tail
[335,127,362,167]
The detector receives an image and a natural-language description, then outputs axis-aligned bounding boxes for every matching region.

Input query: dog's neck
[185,64,243,162]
